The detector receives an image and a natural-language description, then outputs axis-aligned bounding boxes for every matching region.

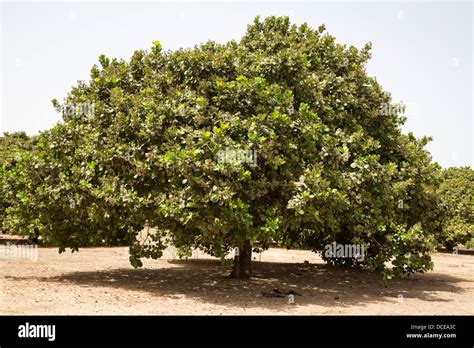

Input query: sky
[1,0,472,167]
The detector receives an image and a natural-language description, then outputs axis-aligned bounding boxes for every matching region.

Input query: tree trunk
[230,240,252,278]
[444,240,455,252]
[31,228,39,245]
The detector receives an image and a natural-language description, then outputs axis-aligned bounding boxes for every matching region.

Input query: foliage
[0,132,37,232]
[1,16,445,279]
[436,167,473,250]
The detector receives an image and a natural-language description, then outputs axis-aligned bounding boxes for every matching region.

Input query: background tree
[436,167,473,251]
[2,16,443,280]
[0,132,37,234]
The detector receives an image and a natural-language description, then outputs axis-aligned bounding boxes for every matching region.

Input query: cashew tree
[2,16,441,280]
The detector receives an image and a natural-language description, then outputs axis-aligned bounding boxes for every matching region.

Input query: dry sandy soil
[1,243,473,315]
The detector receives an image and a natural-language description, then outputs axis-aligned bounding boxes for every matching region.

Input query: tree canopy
[1,16,445,280]
[436,167,473,250]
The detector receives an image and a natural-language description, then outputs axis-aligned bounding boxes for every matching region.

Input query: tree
[2,16,440,280]
[0,132,37,234]
[436,167,473,251]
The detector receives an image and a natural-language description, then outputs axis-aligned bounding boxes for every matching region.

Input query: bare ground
[0,245,473,315]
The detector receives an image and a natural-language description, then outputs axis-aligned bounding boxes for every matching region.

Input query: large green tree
[2,17,441,280]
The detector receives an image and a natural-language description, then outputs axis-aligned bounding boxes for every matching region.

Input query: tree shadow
[5,258,468,311]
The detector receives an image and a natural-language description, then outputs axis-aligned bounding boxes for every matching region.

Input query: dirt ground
[1,244,473,315]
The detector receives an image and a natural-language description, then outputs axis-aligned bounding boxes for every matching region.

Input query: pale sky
[1,0,472,167]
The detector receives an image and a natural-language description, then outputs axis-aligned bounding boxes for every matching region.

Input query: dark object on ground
[261,288,302,298]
